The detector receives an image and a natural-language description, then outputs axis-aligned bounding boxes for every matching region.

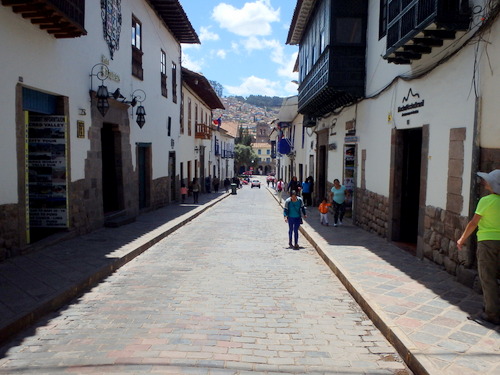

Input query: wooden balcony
[298,46,365,117]
[2,0,86,38]
[384,0,470,64]
[195,123,211,140]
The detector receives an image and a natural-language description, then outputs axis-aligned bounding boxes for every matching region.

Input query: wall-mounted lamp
[90,63,111,117]
[90,63,147,128]
[128,89,147,129]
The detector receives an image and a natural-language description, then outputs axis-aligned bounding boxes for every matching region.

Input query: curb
[0,193,230,345]
[266,186,437,375]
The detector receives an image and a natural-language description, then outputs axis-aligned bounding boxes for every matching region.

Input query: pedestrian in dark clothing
[287,176,300,196]
[224,178,231,192]
[212,176,220,193]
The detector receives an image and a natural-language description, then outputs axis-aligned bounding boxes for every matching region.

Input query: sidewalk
[270,187,499,375]
[0,191,229,345]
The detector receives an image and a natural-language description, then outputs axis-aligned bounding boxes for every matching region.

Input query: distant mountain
[228,95,283,109]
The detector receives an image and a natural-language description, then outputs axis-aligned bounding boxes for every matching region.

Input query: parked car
[251,179,261,188]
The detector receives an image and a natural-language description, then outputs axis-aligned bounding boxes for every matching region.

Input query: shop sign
[398,88,424,117]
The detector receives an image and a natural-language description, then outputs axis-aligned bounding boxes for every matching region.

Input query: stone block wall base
[354,188,388,238]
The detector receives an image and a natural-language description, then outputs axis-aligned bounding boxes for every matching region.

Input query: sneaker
[333,224,337,227]
[339,220,343,225]
[294,244,300,250]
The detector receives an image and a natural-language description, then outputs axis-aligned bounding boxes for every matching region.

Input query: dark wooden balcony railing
[2,0,86,38]
[195,123,211,140]
[298,46,365,117]
[385,0,470,64]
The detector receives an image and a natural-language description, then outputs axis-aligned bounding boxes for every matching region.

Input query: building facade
[180,67,228,192]
[287,0,500,288]
[0,0,199,260]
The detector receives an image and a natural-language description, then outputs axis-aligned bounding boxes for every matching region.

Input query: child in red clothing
[318,198,332,226]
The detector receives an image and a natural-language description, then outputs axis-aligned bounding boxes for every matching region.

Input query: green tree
[235,126,253,146]
[235,144,258,173]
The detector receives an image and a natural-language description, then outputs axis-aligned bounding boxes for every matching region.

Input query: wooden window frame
[132,16,143,80]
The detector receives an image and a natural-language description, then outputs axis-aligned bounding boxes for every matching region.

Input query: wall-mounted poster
[26,114,68,231]
[343,145,356,216]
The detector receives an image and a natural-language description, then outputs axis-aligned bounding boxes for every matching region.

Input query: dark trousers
[332,202,345,224]
[193,191,199,203]
[287,217,301,245]
[302,192,312,206]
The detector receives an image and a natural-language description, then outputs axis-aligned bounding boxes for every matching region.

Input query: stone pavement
[269,187,500,375]
[0,191,229,345]
[0,184,411,375]
[0,181,497,375]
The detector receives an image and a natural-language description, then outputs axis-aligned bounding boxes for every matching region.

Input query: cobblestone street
[0,186,411,374]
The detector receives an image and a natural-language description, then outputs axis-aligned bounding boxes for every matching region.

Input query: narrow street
[0,185,411,374]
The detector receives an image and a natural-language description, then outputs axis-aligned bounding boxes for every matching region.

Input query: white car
[251,179,261,188]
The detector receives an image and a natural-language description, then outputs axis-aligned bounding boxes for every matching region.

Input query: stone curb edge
[266,186,438,375]
[0,193,230,346]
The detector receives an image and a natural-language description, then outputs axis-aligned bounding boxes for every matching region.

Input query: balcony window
[172,62,177,103]
[161,50,167,97]
[335,18,363,44]
[132,17,143,79]
[188,98,192,136]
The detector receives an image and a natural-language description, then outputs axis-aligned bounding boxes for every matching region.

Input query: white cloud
[225,76,281,96]
[199,26,219,42]
[181,53,204,73]
[277,51,299,80]
[212,0,280,37]
[216,49,227,59]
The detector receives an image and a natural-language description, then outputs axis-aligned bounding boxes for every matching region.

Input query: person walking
[287,176,300,196]
[329,179,349,227]
[191,178,200,204]
[318,198,331,226]
[276,178,284,203]
[223,177,231,192]
[302,176,313,207]
[284,190,307,250]
[180,183,188,203]
[457,169,500,325]
[212,176,220,193]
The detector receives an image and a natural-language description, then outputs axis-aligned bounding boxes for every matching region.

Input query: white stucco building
[0,0,199,259]
[180,67,227,193]
[287,0,500,286]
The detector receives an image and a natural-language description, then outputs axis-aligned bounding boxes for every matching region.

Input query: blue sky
[180,0,299,98]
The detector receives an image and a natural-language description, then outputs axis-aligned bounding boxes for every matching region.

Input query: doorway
[101,123,124,214]
[391,127,423,245]
[137,143,152,210]
[169,152,176,201]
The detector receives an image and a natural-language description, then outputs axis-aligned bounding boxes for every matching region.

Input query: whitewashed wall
[0,0,183,203]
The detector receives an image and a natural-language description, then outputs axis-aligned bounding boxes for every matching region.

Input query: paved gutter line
[0,194,229,345]
[266,187,437,375]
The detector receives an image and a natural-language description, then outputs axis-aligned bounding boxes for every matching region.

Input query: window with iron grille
[379,0,388,39]
[161,50,168,97]
[132,17,143,79]
[172,62,177,103]
[180,93,184,134]
[188,98,192,136]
